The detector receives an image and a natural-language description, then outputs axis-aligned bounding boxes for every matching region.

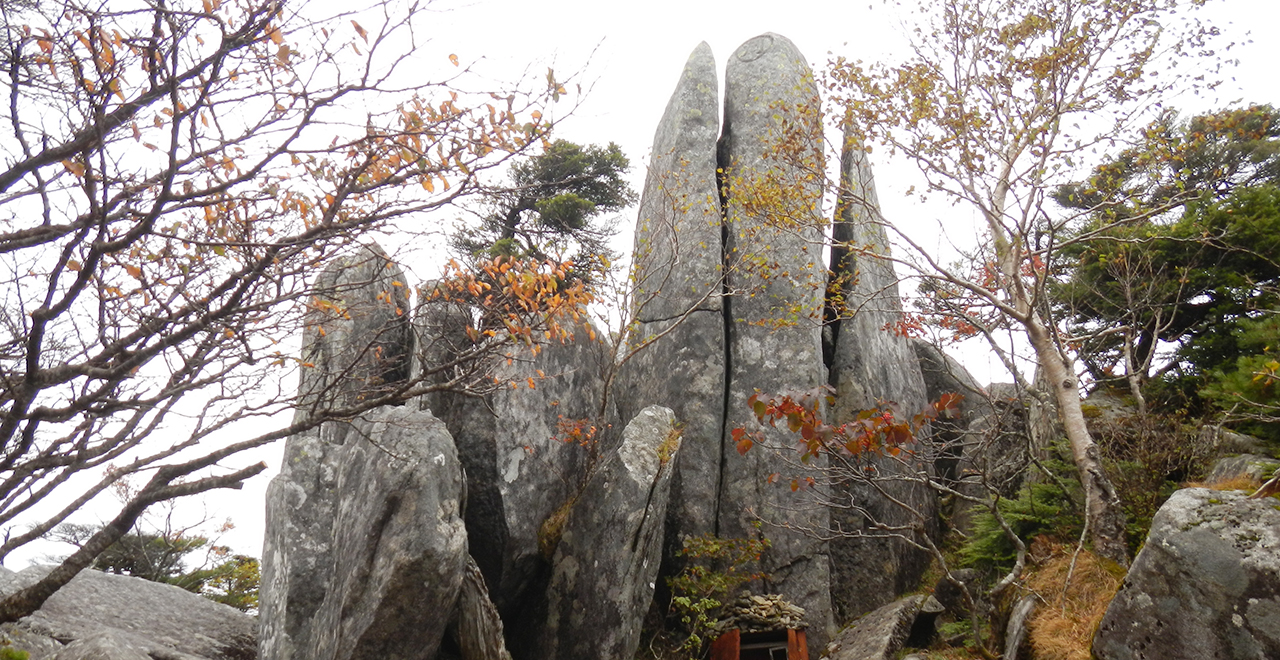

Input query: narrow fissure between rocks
[713,131,733,538]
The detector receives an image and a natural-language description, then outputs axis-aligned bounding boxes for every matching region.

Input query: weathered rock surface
[1207,454,1280,485]
[423,333,607,619]
[617,41,726,587]
[260,406,468,660]
[534,406,679,660]
[295,243,413,417]
[0,566,255,660]
[825,126,936,622]
[822,595,927,660]
[1094,488,1280,659]
[630,41,723,322]
[718,32,832,650]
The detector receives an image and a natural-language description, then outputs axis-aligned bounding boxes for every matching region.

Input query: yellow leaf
[267,25,283,45]
[61,160,85,177]
[449,53,459,67]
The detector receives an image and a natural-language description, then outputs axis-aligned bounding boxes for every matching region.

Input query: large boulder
[1093,488,1280,659]
[0,566,255,660]
[533,406,680,660]
[617,41,726,582]
[822,595,931,660]
[824,126,936,621]
[717,32,833,649]
[260,406,468,660]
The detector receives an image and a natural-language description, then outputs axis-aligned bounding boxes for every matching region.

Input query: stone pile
[714,594,808,634]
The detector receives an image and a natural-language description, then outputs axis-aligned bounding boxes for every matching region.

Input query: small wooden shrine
[708,595,808,660]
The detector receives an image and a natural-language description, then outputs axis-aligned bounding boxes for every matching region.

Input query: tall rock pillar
[618,42,726,576]
[718,33,833,648]
[826,127,937,620]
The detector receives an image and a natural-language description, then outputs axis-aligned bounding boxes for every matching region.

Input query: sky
[11,0,1280,567]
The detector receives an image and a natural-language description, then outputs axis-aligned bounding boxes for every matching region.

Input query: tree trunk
[1027,322,1130,567]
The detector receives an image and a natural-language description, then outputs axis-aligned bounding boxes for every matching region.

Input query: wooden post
[711,629,740,660]
[787,629,808,660]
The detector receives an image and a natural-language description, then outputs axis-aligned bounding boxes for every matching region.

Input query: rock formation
[533,405,680,660]
[823,124,937,622]
[0,566,255,660]
[717,32,833,645]
[262,406,470,660]
[620,41,726,585]
[260,33,985,660]
[1094,488,1280,659]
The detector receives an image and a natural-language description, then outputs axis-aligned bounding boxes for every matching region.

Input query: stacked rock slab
[825,134,937,620]
[718,33,833,647]
[617,42,725,579]
[533,406,680,660]
[1093,488,1280,659]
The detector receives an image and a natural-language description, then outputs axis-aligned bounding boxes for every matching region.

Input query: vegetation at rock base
[664,533,769,655]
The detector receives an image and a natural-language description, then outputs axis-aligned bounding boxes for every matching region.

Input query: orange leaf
[449,53,459,67]
[124,264,142,279]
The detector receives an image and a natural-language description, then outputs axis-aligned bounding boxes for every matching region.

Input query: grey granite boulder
[1093,488,1280,659]
[1206,454,1280,485]
[718,32,832,650]
[822,595,928,660]
[825,127,937,622]
[534,406,680,660]
[260,406,468,660]
[616,42,726,580]
[259,422,344,660]
[0,566,254,660]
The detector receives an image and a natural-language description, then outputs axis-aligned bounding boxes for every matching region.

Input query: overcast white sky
[13,0,1279,567]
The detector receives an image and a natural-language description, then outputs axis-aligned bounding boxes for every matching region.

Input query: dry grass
[1184,475,1261,493]
[1023,547,1124,660]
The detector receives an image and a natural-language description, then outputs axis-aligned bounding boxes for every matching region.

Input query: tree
[46,520,260,612]
[828,0,1229,565]
[0,0,587,621]
[451,140,637,286]
[1052,105,1280,418]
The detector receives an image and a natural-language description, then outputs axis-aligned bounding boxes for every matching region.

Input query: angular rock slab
[260,406,468,660]
[534,406,679,660]
[1094,488,1280,659]
[0,566,255,660]
[822,595,927,660]
[717,32,832,651]
[630,41,723,321]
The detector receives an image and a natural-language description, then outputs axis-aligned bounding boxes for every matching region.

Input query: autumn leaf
[61,160,85,177]
[351,20,368,43]
[449,53,459,67]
